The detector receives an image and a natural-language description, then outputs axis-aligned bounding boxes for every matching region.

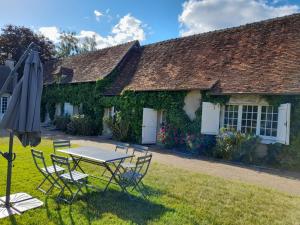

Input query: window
[1,97,8,114]
[241,105,258,135]
[260,106,278,137]
[222,105,279,139]
[224,105,238,130]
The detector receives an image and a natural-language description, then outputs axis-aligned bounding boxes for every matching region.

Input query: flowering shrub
[214,128,260,161]
[157,125,185,148]
[185,133,202,151]
[158,125,216,153]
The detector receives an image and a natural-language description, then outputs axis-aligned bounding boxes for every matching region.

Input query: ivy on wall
[42,74,300,170]
[201,91,230,105]
[41,69,121,132]
[263,95,300,170]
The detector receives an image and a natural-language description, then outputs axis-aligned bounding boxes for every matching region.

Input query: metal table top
[58,146,132,163]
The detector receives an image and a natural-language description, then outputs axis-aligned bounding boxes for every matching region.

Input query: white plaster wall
[183,90,201,121]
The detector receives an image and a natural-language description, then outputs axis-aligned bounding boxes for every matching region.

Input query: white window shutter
[201,102,221,135]
[277,103,291,145]
[64,102,73,116]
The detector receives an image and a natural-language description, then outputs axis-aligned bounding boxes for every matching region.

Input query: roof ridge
[57,40,138,61]
[142,13,300,48]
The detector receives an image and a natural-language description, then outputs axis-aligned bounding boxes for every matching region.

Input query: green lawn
[0,138,300,225]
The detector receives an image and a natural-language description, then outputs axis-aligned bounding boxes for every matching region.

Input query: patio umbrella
[0,43,43,218]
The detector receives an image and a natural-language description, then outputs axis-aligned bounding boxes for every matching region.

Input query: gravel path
[42,129,300,196]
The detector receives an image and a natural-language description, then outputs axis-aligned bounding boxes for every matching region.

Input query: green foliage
[0,24,55,64]
[214,128,260,161]
[66,115,97,136]
[42,76,300,170]
[56,31,79,57]
[104,112,130,141]
[80,35,97,53]
[201,90,230,105]
[53,115,70,131]
[263,95,300,170]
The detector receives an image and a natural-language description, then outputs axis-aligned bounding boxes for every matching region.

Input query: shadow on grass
[44,187,171,225]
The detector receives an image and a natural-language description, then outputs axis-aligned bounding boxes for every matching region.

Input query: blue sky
[0,0,299,48]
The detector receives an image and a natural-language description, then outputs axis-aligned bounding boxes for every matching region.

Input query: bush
[53,115,70,131]
[104,112,129,141]
[157,125,185,148]
[66,115,97,136]
[214,128,260,161]
[185,134,216,154]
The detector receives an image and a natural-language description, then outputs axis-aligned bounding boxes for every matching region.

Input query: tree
[80,35,97,53]
[56,31,80,58]
[0,25,56,64]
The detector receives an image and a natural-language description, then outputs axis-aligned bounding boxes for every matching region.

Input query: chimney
[5,53,15,70]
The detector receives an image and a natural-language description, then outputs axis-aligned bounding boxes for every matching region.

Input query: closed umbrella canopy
[0,50,43,147]
[0,45,44,218]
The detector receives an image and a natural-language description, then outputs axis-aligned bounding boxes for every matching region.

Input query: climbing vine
[201,90,230,105]
[42,76,300,169]
[263,95,300,170]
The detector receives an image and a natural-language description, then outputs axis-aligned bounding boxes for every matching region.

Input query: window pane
[1,97,8,114]
[260,106,278,137]
[224,105,238,131]
[241,105,258,135]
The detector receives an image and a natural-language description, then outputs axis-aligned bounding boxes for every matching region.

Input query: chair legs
[132,180,149,199]
[37,173,61,195]
[56,179,88,204]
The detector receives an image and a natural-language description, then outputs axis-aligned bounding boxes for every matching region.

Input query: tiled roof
[0,65,13,93]
[44,13,300,95]
[43,41,138,84]
[124,13,300,94]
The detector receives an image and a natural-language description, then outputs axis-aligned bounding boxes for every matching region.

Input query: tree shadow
[45,188,171,225]
[81,189,171,225]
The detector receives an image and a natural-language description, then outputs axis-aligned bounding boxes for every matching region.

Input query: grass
[0,138,300,225]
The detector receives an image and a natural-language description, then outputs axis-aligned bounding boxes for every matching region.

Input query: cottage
[43,14,300,151]
[0,57,16,120]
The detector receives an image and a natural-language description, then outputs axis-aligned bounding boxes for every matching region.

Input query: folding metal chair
[53,139,79,168]
[51,154,89,204]
[102,143,130,177]
[121,144,149,170]
[114,143,130,153]
[53,139,71,154]
[31,149,64,194]
[118,154,152,199]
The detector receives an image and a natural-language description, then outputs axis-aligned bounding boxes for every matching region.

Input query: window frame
[220,104,278,143]
[1,96,8,114]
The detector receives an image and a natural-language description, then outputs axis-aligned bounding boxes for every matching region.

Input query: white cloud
[38,14,146,49]
[38,26,60,43]
[179,0,299,36]
[94,10,103,21]
[111,14,145,44]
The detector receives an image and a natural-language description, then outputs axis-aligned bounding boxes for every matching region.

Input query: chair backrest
[131,144,149,155]
[53,139,71,153]
[114,143,130,153]
[51,154,73,179]
[31,149,49,175]
[133,154,152,180]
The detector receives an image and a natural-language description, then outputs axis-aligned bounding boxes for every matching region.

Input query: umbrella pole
[5,131,14,207]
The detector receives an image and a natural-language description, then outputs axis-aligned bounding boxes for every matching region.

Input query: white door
[142,108,158,144]
[277,103,291,145]
[201,102,221,135]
